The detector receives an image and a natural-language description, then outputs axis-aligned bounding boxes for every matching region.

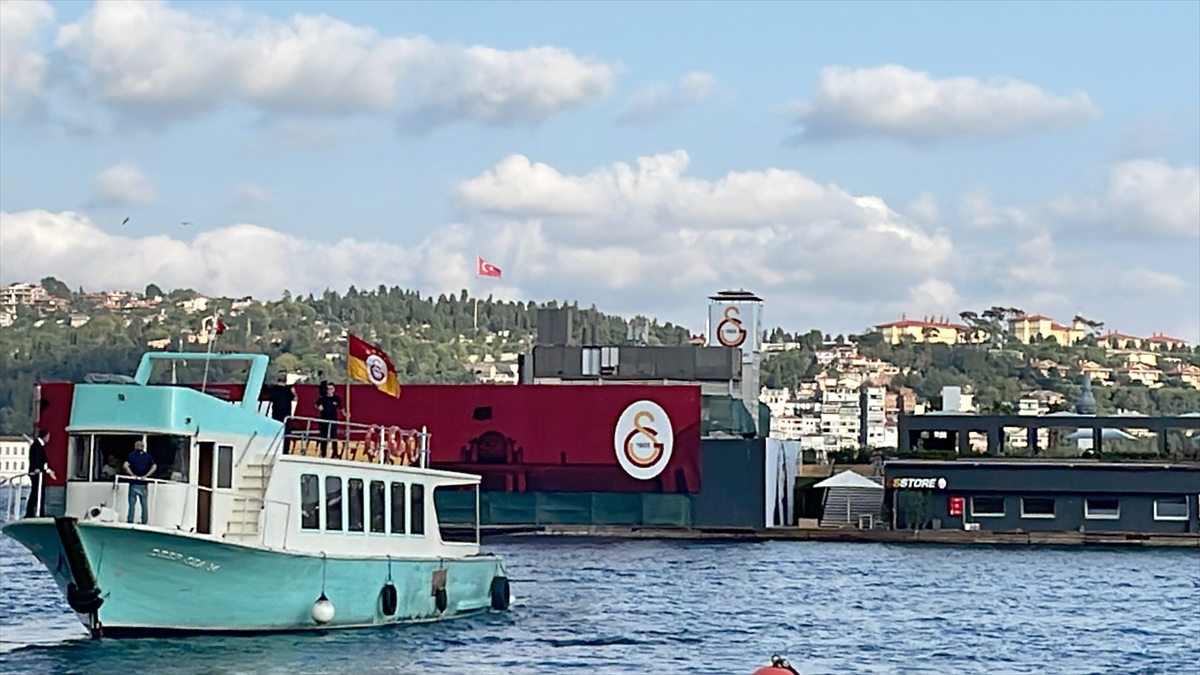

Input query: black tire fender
[489,576,510,611]
[380,583,398,616]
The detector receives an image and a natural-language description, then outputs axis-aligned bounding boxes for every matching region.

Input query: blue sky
[1,1,1197,340]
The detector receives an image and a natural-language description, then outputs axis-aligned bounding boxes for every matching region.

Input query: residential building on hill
[1145,333,1189,351]
[1,283,47,307]
[1007,314,1088,346]
[874,315,970,345]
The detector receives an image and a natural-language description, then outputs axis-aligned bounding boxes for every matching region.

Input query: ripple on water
[2,535,1199,674]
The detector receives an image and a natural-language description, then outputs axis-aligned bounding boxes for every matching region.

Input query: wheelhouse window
[348,478,365,532]
[370,480,386,533]
[1154,497,1189,521]
[390,482,406,534]
[147,434,190,482]
[1084,498,1120,520]
[300,474,320,530]
[68,435,93,481]
[93,434,142,481]
[1021,497,1056,519]
[410,483,425,535]
[216,445,233,489]
[325,476,343,531]
[970,496,1006,518]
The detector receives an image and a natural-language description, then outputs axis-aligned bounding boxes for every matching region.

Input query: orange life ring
[364,425,382,461]
[406,433,422,466]
[385,426,405,464]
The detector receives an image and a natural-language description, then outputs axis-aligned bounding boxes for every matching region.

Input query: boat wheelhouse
[2,352,509,637]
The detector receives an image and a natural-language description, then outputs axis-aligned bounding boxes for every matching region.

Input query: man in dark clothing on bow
[268,374,296,423]
[25,429,54,518]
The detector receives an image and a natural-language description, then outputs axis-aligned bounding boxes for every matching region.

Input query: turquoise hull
[3,519,506,635]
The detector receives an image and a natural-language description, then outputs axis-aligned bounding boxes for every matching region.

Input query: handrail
[282,416,431,468]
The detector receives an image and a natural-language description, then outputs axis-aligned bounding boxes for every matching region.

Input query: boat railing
[86,474,293,548]
[281,415,430,469]
[1,473,35,524]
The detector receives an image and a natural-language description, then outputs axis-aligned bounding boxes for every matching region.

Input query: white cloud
[792,64,1100,141]
[0,0,54,114]
[456,150,955,324]
[50,1,613,128]
[234,183,272,205]
[616,71,716,124]
[1103,160,1199,238]
[0,210,417,298]
[92,162,156,205]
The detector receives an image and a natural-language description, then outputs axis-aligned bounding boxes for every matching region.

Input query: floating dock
[486,525,1200,548]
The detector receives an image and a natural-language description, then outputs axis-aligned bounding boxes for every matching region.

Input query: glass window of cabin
[300,474,320,529]
[433,485,479,543]
[1084,497,1120,520]
[1020,497,1055,519]
[146,434,190,482]
[391,482,406,534]
[94,434,141,481]
[370,480,386,533]
[216,445,233,489]
[68,435,93,481]
[348,479,365,532]
[410,483,425,535]
[1154,496,1189,521]
[970,496,1005,517]
[325,476,343,531]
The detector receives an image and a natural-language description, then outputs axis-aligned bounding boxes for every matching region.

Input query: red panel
[34,379,703,494]
[294,383,703,493]
[34,382,74,487]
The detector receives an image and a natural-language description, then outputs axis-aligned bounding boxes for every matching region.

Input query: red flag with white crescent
[476,256,502,278]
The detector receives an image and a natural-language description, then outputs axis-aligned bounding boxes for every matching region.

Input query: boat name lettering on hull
[148,548,220,572]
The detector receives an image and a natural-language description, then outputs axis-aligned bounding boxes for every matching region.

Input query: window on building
[369,480,386,533]
[216,445,233,489]
[1020,497,1055,518]
[300,474,320,530]
[391,482,406,534]
[347,478,364,532]
[410,483,425,535]
[1084,497,1120,520]
[970,496,1006,517]
[1154,497,1189,521]
[325,476,343,531]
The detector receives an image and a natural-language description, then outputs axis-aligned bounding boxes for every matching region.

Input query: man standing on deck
[24,429,54,518]
[268,374,296,423]
[123,440,156,524]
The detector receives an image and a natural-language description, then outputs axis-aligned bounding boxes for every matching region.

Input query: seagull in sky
[180,221,194,227]
[121,217,130,226]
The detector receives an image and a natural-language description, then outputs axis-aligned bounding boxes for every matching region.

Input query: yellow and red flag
[347,334,401,398]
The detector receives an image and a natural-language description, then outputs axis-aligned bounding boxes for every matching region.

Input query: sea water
[2,533,1198,674]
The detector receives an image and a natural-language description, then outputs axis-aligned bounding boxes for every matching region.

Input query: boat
[1,351,510,637]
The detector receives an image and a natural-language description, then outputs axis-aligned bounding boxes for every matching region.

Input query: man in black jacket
[25,429,55,518]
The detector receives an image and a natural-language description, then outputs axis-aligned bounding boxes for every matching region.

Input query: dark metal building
[885,460,1200,533]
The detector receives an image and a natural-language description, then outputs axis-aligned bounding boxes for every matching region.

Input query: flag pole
[200,315,216,394]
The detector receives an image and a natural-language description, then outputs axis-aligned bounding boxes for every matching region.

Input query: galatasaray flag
[347,334,401,398]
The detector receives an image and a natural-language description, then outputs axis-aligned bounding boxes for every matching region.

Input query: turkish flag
[476,256,502,278]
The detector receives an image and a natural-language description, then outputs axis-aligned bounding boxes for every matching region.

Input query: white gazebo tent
[814,470,884,528]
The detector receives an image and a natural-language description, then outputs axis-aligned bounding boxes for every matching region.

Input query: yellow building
[1144,333,1189,351]
[875,316,969,345]
[1006,314,1089,346]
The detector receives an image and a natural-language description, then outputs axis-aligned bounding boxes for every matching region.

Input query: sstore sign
[891,477,948,490]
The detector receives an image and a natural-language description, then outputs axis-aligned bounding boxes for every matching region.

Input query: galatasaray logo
[716,305,747,348]
[365,354,389,385]
[614,400,674,480]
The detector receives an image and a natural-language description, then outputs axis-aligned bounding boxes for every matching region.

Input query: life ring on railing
[406,433,422,466]
[364,425,383,461]
[385,426,405,464]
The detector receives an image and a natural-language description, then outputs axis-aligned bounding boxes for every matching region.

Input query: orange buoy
[751,655,800,675]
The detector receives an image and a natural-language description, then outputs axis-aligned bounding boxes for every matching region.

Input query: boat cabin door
[197,442,214,534]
